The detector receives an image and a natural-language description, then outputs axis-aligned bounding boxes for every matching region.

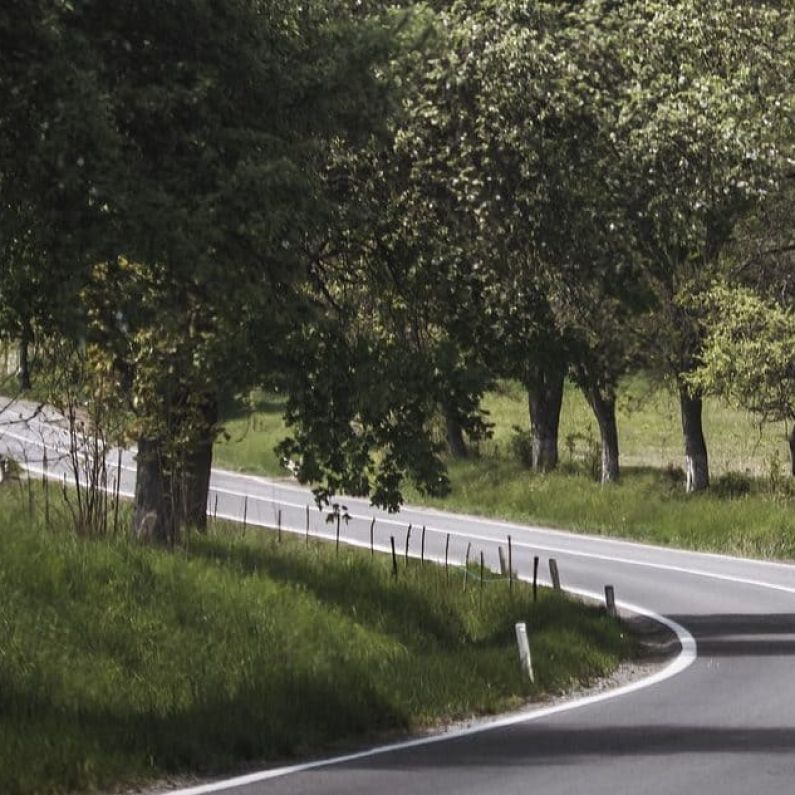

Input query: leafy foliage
[694,286,795,425]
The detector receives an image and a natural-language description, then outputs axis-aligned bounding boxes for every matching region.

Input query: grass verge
[0,485,634,795]
[403,462,795,560]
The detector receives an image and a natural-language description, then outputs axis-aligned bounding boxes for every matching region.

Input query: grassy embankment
[0,485,633,795]
[215,377,795,559]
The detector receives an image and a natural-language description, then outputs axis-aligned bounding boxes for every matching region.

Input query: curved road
[3,399,795,795]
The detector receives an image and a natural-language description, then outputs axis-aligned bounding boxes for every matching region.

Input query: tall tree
[610,0,794,490]
[393,0,642,475]
[74,0,409,541]
[278,8,493,501]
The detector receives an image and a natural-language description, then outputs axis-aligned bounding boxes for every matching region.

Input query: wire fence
[205,487,554,598]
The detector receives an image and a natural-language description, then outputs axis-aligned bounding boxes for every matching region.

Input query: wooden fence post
[549,558,561,590]
[605,585,617,617]
[463,542,472,591]
[479,551,484,606]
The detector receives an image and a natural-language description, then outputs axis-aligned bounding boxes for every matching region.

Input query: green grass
[213,391,288,476]
[0,486,633,795]
[478,377,791,476]
[405,463,795,559]
[215,378,795,560]
[215,379,792,479]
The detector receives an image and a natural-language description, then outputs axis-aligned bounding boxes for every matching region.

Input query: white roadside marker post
[515,622,535,683]
[498,546,508,576]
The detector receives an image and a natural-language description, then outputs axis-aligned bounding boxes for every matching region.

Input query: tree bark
[444,410,468,459]
[181,399,218,531]
[133,436,177,544]
[527,367,564,472]
[679,386,709,492]
[133,397,218,542]
[18,320,32,391]
[585,384,620,484]
[789,426,795,478]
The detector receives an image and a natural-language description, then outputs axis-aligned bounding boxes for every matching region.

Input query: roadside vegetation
[3,4,794,794]
[0,485,634,795]
[215,378,795,560]
[4,1,794,545]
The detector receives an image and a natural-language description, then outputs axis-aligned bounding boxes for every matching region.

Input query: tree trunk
[585,384,620,484]
[18,320,32,391]
[527,367,564,472]
[133,436,177,544]
[679,386,709,492]
[789,427,795,478]
[444,410,468,459]
[133,397,218,543]
[181,399,218,531]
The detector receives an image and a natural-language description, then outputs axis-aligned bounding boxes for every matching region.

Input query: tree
[277,8,493,501]
[0,0,115,388]
[694,286,795,475]
[72,0,412,542]
[392,0,651,478]
[2,0,429,541]
[609,0,794,491]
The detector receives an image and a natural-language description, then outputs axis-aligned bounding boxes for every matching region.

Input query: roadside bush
[509,426,533,468]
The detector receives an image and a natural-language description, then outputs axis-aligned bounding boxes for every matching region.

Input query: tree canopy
[2,0,794,539]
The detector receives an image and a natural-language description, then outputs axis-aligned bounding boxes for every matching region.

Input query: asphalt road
[3,397,795,795]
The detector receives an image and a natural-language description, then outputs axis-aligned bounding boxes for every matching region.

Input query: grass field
[215,378,792,478]
[214,379,795,560]
[215,392,288,476]
[481,378,791,477]
[0,485,633,795]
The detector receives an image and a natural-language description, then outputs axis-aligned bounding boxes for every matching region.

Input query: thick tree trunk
[679,386,709,492]
[527,367,564,472]
[444,410,468,459]
[133,398,217,542]
[585,384,620,484]
[181,399,218,531]
[18,321,32,391]
[789,427,795,478]
[133,436,177,544]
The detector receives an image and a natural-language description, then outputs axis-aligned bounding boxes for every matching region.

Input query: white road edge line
[18,450,795,599]
[206,463,795,573]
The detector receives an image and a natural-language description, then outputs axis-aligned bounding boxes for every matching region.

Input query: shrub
[509,426,534,468]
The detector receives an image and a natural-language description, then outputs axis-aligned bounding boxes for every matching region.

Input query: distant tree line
[1,0,793,542]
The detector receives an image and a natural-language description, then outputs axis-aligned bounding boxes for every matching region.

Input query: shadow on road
[670,613,795,657]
